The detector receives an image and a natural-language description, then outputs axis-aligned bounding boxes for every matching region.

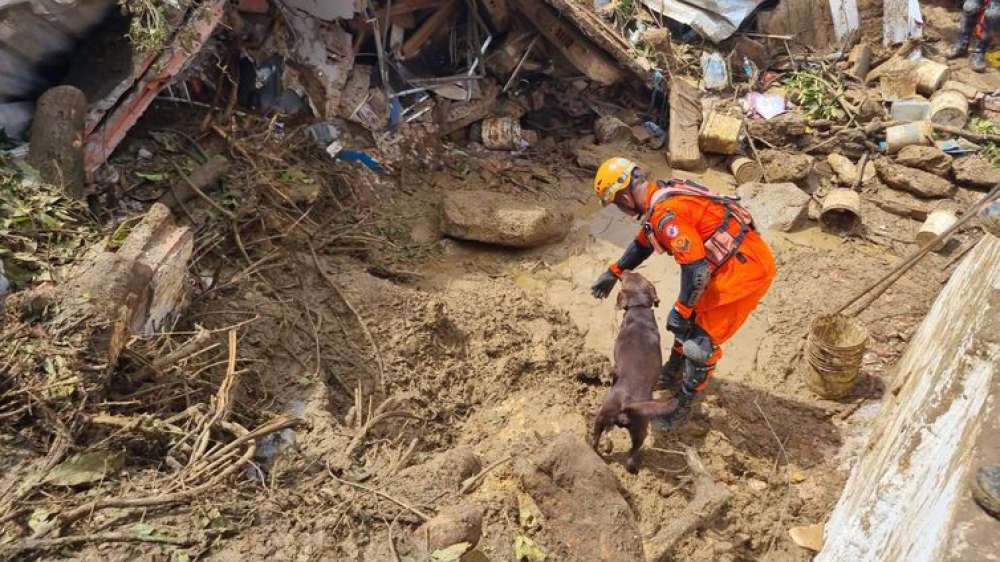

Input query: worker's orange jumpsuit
[635,190,776,387]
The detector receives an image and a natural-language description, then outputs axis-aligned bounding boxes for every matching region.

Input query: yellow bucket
[805,314,868,399]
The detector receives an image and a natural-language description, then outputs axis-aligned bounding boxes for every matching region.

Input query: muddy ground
[5,3,1000,562]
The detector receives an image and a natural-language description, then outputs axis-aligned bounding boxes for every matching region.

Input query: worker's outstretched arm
[667,259,709,337]
[590,239,653,299]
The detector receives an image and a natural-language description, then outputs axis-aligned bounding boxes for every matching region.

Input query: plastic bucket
[481,117,522,150]
[915,59,951,95]
[805,314,868,399]
[729,156,763,184]
[890,98,930,123]
[916,209,958,251]
[941,80,979,99]
[886,121,934,153]
[819,189,862,234]
[929,89,969,128]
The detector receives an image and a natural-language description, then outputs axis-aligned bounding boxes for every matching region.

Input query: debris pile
[2,0,1000,561]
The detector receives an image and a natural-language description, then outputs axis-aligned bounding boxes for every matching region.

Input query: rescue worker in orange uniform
[590,157,776,429]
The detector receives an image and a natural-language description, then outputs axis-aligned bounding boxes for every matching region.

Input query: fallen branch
[645,448,732,561]
[30,416,301,539]
[932,123,1000,144]
[0,531,198,558]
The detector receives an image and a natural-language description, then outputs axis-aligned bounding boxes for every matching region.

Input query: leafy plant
[970,118,1000,167]
[0,158,95,286]
[119,0,169,53]
[784,70,844,121]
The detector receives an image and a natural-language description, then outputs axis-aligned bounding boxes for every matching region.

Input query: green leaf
[133,522,156,537]
[27,509,51,533]
[136,172,167,182]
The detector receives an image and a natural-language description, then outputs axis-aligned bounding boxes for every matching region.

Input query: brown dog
[591,270,678,473]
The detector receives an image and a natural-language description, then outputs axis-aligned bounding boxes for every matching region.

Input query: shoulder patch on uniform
[665,224,679,237]
[672,236,691,252]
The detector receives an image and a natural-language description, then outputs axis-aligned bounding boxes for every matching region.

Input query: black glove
[666,307,692,338]
[591,269,618,299]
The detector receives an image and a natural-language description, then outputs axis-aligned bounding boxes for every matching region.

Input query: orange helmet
[594,157,638,205]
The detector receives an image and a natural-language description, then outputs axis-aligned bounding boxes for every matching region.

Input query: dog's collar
[621,303,654,310]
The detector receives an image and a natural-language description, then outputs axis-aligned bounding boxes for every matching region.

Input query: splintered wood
[668,78,704,171]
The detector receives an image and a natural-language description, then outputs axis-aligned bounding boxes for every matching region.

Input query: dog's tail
[622,399,679,423]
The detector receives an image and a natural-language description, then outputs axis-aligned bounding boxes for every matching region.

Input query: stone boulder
[895,145,953,176]
[441,190,570,248]
[827,153,875,186]
[736,182,810,232]
[875,159,955,198]
[760,149,813,184]
[952,156,1000,189]
[412,503,484,553]
[518,433,644,562]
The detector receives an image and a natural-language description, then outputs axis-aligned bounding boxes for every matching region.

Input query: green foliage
[970,118,1000,167]
[119,0,169,53]
[784,70,844,121]
[0,157,95,287]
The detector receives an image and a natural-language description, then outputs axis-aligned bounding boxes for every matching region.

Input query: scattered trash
[729,156,763,184]
[929,89,969,129]
[701,52,729,91]
[482,116,526,150]
[916,209,958,252]
[819,189,862,235]
[805,314,867,400]
[747,92,786,120]
[885,121,934,153]
[890,99,931,123]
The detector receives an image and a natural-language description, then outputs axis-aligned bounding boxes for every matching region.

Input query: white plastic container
[916,209,958,251]
[890,98,930,123]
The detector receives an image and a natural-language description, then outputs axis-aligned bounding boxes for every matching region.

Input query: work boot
[947,38,969,59]
[657,348,684,391]
[651,391,695,432]
[972,465,1000,519]
[971,50,988,72]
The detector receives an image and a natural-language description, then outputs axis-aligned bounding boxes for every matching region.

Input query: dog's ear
[615,288,625,310]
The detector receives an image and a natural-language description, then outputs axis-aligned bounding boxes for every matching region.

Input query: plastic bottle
[702,52,728,91]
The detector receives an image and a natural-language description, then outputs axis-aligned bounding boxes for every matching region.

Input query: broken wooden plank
[509,0,624,86]
[668,78,704,171]
[399,0,458,60]
[540,0,653,79]
[83,0,226,177]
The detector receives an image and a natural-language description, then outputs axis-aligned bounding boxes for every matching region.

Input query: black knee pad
[965,0,986,17]
[681,334,713,365]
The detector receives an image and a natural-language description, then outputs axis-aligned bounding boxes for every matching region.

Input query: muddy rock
[760,150,813,184]
[746,113,808,148]
[440,190,571,248]
[594,115,631,144]
[736,182,810,232]
[573,142,620,170]
[517,433,644,562]
[952,156,1000,189]
[875,158,956,198]
[413,503,484,553]
[827,153,874,186]
[895,145,953,176]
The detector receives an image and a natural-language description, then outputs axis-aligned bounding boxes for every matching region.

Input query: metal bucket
[805,314,868,399]
[729,156,763,184]
[929,89,969,128]
[916,209,958,251]
[915,59,951,95]
[481,117,523,150]
[819,189,862,234]
[886,121,934,153]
